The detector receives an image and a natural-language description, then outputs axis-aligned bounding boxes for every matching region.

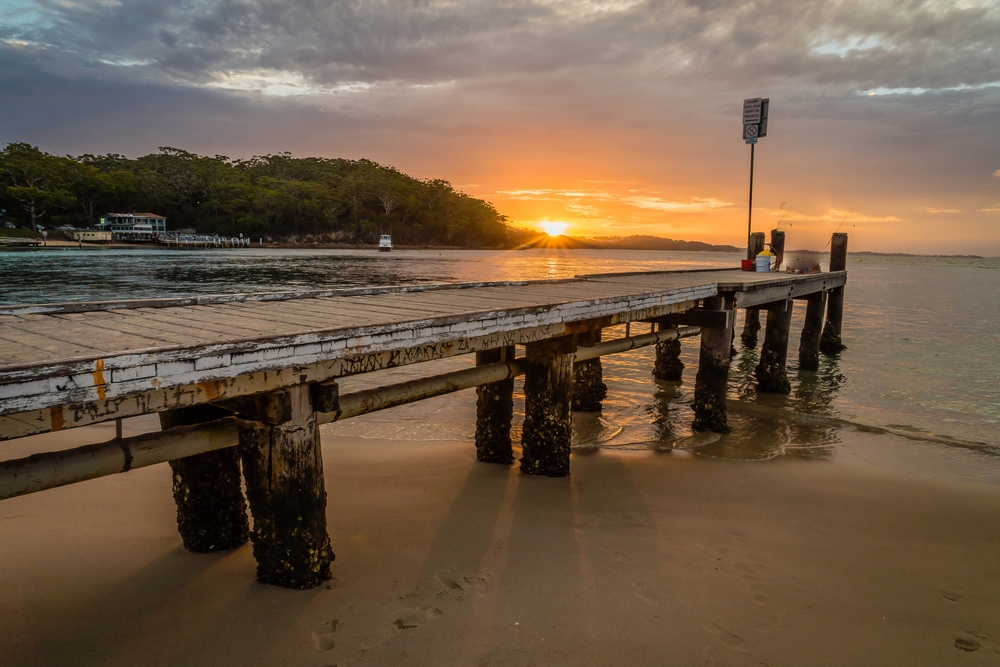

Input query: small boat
[378,234,392,252]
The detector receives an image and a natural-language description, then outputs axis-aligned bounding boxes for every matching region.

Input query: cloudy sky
[1,0,997,253]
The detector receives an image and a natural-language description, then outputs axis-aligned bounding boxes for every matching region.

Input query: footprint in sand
[724,528,747,544]
[312,619,340,651]
[394,607,443,630]
[954,633,982,652]
[435,569,492,600]
[618,514,648,530]
[706,622,750,653]
[601,545,626,563]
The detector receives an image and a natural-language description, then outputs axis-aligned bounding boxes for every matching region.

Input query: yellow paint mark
[150,378,162,388]
[49,406,64,431]
[92,359,107,400]
[200,381,219,401]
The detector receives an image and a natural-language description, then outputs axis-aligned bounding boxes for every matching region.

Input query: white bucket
[755,255,771,272]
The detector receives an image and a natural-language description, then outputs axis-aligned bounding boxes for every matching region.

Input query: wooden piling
[755,300,794,394]
[520,336,576,477]
[798,291,827,371]
[238,385,334,589]
[572,329,607,412]
[747,231,766,263]
[820,233,848,354]
[692,297,735,433]
[770,229,786,271]
[475,346,516,464]
[740,232,766,347]
[159,404,249,553]
[653,323,685,382]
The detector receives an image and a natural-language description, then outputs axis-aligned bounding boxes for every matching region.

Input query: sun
[540,221,569,237]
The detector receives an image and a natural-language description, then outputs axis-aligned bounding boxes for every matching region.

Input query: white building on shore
[98,213,167,241]
[68,230,112,244]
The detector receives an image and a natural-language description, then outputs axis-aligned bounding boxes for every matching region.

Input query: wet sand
[1,430,998,667]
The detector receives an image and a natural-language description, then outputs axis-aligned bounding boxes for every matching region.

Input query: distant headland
[513,234,740,253]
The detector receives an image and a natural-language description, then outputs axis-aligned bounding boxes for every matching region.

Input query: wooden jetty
[0,236,43,247]
[0,233,848,588]
[158,233,250,248]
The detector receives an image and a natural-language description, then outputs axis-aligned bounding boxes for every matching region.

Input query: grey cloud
[5,0,995,94]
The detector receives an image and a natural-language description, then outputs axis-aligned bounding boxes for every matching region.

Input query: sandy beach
[1,422,998,667]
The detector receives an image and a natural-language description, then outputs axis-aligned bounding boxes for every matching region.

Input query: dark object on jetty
[740,232,766,347]
[159,405,249,553]
[475,347,516,464]
[238,386,334,589]
[653,332,685,382]
[770,230,786,273]
[821,233,849,355]
[692,297,735,433]
[521,336,576,477]
[755,300,794,394]
[572,328,607,411]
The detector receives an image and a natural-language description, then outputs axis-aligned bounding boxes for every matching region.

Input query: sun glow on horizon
[540,221,569,236]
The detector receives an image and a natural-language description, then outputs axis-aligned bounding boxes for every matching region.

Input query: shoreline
[7,241,996,258]
[2,425,998,666]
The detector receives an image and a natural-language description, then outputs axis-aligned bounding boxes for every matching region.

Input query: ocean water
[2,247,998,483]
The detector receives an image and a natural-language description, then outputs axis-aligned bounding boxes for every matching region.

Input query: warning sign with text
[743,98,762,124]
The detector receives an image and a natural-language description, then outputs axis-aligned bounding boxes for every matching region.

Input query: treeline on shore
[0,142,517,247]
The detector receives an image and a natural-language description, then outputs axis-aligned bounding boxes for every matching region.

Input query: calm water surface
[3,247,998,483]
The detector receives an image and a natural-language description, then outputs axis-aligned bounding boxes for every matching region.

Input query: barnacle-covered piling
[160,404,248,553]
[520,336,576,477]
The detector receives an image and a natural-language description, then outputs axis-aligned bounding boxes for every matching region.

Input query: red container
[741,259,754,271]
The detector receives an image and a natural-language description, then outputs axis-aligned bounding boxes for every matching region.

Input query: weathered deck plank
[133,307,303,338]
[0,325,109,360]
[214,302,361,331]
[49,312,205,347]
[105,310,243,344]
[5,316,165,353]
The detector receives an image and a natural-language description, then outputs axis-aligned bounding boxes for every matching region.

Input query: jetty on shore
[0,232,848,589]
[158,232,251,248]
[0,237,43,247]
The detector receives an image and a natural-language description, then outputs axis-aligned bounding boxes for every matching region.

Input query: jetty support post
[740,232,766,347]
[475,346,516,464]
[572,328,607,412]
[692,297,736,433]
[820,232,848,354]
[798,291,827,371]
[653,322,685,382]
[159,404,249,553]
[520,335,577,477]
[755,300,794,394]
[236,384,334,589]
[770,229,786,271]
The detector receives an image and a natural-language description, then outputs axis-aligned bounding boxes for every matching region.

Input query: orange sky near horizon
[443,121,999,254]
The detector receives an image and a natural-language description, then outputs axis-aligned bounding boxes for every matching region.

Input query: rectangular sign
[743,98,762,124]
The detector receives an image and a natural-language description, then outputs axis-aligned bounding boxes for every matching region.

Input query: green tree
[67,163,117,224]
[0,143,75,230]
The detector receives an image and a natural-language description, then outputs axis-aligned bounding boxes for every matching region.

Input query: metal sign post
[742,97,769,243]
